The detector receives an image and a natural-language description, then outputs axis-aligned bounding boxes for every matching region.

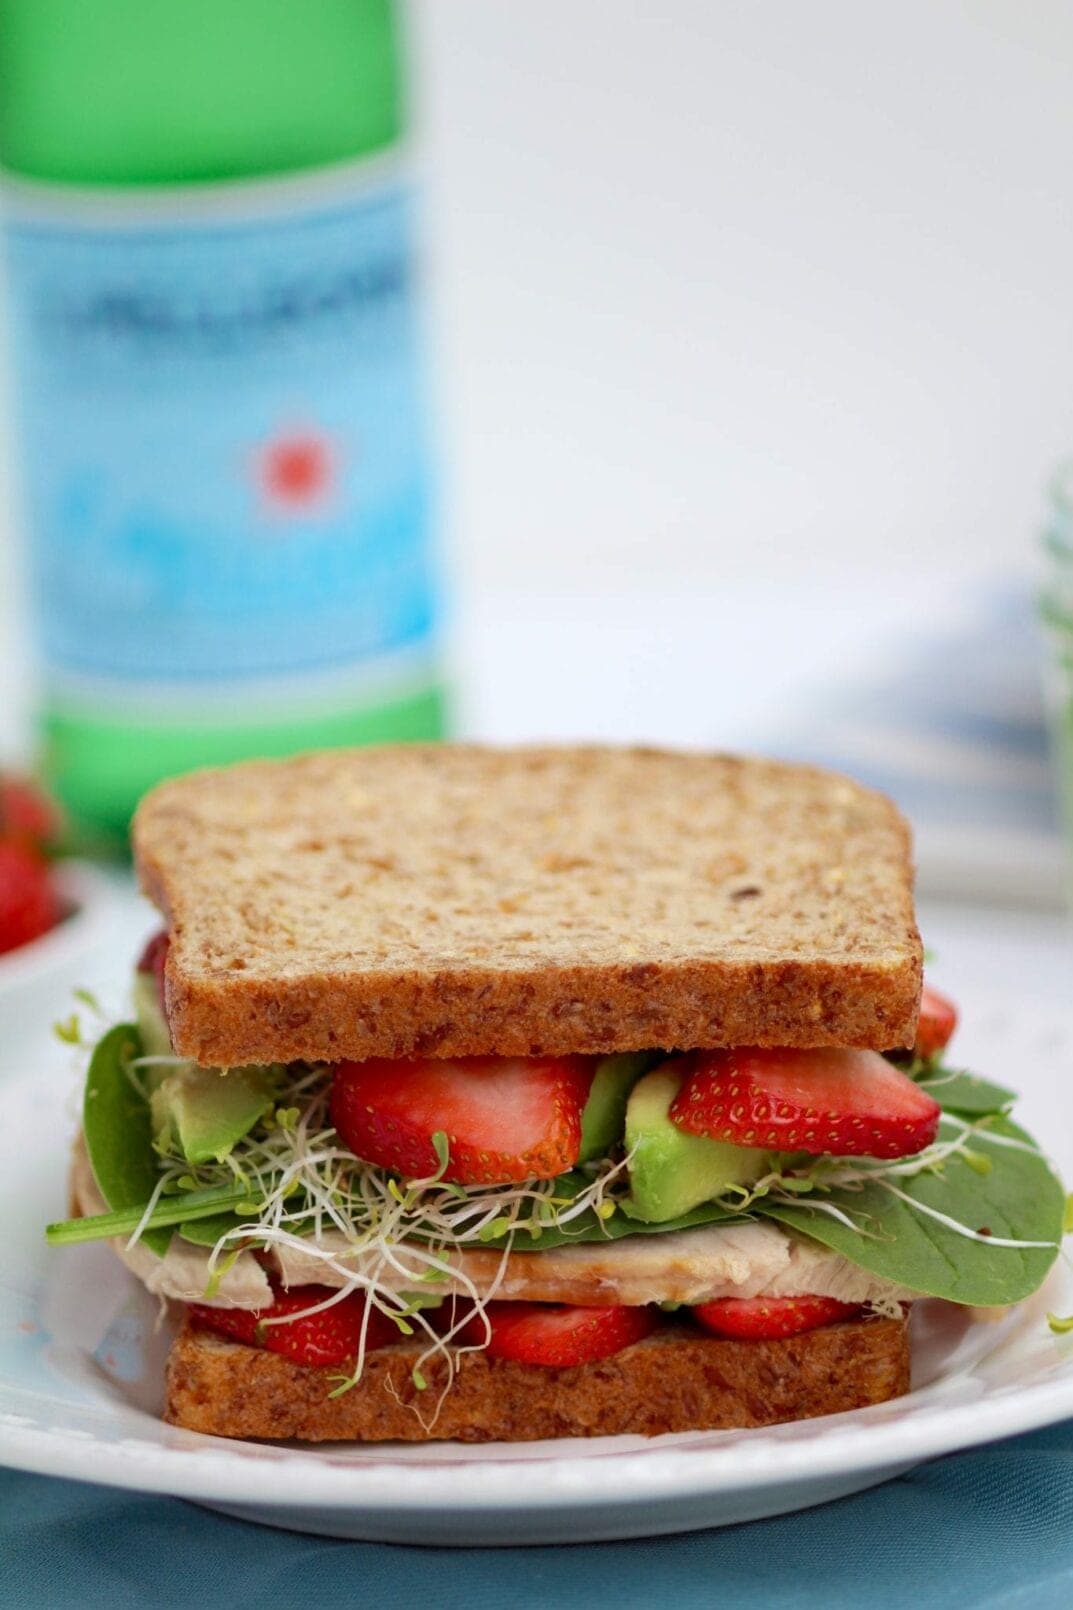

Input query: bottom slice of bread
[166,1315,910,1442]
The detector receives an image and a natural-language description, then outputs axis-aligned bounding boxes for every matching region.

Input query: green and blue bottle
[0,0,445,847]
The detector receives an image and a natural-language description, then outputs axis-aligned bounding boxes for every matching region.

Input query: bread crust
[165,1315,910,1442]
[134,746,922,1066]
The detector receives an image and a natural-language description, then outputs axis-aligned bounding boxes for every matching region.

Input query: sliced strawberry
[0,839,60,955]
[669,1046,941,1160]
[136,929,169,1013]
[188,1285,396,1368]
[331,1054,594,1185]
[457,1301,657,1366]
[0,775,61,850]
[692,1294,863,1340]
[915,983,958,1060]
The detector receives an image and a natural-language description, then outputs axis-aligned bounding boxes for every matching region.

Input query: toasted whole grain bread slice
[166,1314,910,1442]
[134,745,922,1066]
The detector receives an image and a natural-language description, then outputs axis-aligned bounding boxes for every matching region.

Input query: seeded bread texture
[165,1315,910,1442]
[133,745,922,1066]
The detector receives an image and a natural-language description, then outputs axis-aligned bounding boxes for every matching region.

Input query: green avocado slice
[624,1061,770,1222]
[578,1051,657,1161]
[150,1064,278,1164]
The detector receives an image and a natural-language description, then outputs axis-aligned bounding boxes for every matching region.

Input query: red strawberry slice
[669,1046,941,1160]
[692,1294,863,1340]
[915,983,958,1060]
[136,929,169,1013]
[331,1054,594,1185]
[189,1285,396,1368]
[0,839,60,955]
[457,1301,657,1366]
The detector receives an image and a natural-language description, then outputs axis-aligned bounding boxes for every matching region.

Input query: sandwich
[48,745,1066,1442]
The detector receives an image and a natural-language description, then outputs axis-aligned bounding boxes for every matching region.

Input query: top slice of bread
[133,745,922,1066]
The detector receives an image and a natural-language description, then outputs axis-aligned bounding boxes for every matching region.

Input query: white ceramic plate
[1,907,1072,1545]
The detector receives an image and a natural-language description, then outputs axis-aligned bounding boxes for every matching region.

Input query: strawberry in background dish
[0,774,61,852]
[0,773,63,956]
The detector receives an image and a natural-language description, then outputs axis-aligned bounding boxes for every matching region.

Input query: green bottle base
[40,683,448,852]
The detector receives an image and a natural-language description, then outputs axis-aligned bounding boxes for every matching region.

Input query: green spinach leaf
[179,1211,259,1247]
[757,1116,1064,1306]
[48,1182,260,1246]
[922,1065,1017,1116]
[173,1186,738,1252]
[81,1023,171,1257]
[471,1170,737,1250]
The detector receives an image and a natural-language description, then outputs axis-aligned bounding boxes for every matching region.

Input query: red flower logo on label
[258,430,335,512]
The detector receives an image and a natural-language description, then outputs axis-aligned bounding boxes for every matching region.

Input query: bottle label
[1,157,438,712]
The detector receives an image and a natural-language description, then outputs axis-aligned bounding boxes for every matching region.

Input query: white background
[410,1,1073,596]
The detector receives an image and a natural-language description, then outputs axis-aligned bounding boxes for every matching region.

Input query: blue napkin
[4,1419,1072,1610]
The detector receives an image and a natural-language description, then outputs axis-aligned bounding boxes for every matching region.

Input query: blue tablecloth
[4,1419,1072,1609]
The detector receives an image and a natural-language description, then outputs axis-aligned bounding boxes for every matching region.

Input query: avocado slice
[625,1061,770,1222]
[132,968,172,1072]
[579,1052,658,1161]
[150,1064,278,1164]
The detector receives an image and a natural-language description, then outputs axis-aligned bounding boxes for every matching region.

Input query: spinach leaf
[757,1116,1064,1306]
[179,1211,259,1247]
[185,1189,737,1252]
[465,1171,737,1250]
[488,1202,739,1250]
[47,1181,260,1246]
[81,1023,171,1257]
[922,1065,1017,1116]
